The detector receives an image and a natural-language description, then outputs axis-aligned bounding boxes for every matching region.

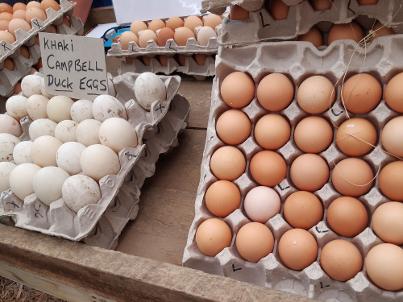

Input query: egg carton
[0,0,83,97]
[201,0,264,14]
[0,73,190,244]
[183,35,403,302]
[218,0,403,45]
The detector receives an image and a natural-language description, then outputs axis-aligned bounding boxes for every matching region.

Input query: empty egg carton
[0,73,190,245]
[183,35,403,301]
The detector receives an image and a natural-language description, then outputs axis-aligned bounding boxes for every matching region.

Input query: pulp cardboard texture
[0,0,83,97]
[201,0,301,14]
[218,0,403,45]
[0,73,190,247]
[183,36,403,302]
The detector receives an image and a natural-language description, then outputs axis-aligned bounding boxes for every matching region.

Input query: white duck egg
[56,142,85,175]
[9,163,41,200]
[21,74,42,97]
[70,99,93,122]
[92,95,127,122]
[33,166,69,205]
[55,120,77,142]
[0,133,20,161]
[29,118,57,140]
[134,72,166,111]
[0,162,15,192]
[13,141,32,164]
[62,174,101,212]
[0,114,22,137]
[31,135,62,167]
[80,144,120,180]
[99,117,137,152]
[76,119,101,146]
[47,95,74,122]
[6,95,28,119]
[26,94,49,120]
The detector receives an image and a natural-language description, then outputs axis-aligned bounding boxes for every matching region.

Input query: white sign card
[39,32,108,100]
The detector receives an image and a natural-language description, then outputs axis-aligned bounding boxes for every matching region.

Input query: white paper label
[39,32,108,100]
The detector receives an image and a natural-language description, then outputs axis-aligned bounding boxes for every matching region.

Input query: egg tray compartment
[0,72,189,244]
[117,55,216,78]
[201,0,304,14]
[0,0,84,97]
[183,36,403,302]
[217,0,403,45]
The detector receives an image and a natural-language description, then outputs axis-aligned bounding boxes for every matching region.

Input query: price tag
[39,32,108,100]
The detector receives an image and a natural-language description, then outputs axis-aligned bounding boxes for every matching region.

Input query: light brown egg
[8,18,31,35]
[230,5,249,20]
[311,0,332,10]
[220,71,255,108]
[13,3,26,12]
[216,109,251,145]
[156,27,174,46]
[184,15,202,32]
[379,161,403,201]
[371,22,394,39]
[205,180,241,217]
[283,191,323,229]
[130,20,147,34]
[158,55,168,66]
[328,22,364,44]
[257,73,294,111]
[320,240,363,282]
[0,30,15,44]
[384,72,403,113]
[19,45,30,58]
[294,116,333,153]
[372,202,403,245]
[202,13,222,29]
[148,19,165,32]
[142,56,152,66]
[341,73,382,114]
[236,222,274,263]
[0,3,12,14]
[195,218,232,257]
[27,1,41,9]
[0,12,12,21]
[165,16,183,30]
[118,31,138,50]
[0,20,9,31]
[174,26,194,46]
[336,118,377,156]
[3,58,15,71]
[13,9,26,20]
[327,196,368,237]
[290,154,329,192]
[138,29,157,48]
[298,27,323,47]
[254,114,290,150]
[210,146,246,181]
[331,158,374,197]
[26,6,46,22]
[177,54,186,66]
[297,75,335,114]
[381,116,403,157]
[278,229,318,271]
[358,0,379,4]
[249,151,286,187]
[269,0,289,20]
[40,0,60,11]
[194,54,207,65]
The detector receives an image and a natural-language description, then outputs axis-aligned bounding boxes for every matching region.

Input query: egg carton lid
[0,72,186,242]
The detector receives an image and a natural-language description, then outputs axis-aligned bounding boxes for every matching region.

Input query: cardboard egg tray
[0,73,190,246]
[0,0,83,97]
[218,0,403,45]
[183,35,403,302]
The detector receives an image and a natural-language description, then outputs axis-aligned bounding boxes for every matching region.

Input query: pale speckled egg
[204,180,240,217]
[290,154,329,191]
[6,95,28,119]
[99,118,137,153]
[134,72,166,111]
[130,20,147,34]
[80,144,120,180]
[297,75,335,114]
[29,118,56,139]
[56,142,85,175]
[257,73,294,111]
[250,151,286,187]
[76,119,101,146]
[0,114,21,136]
[13,141,33,164]
[244,186,280,223]
[210,146,246,181]
[0,162,15,191]
[183,16,202,32]
[0,133,19,161]
[21,74,43,97]
[9,163,40,200]
[31,135,62,167]
[165,17,183,30]
[8,18,31,35]
[138,29,157,48]
[26,94,48,120]
[47,95,74,122]
[33,166,69,205]
[196,26,216,46]
[92,95,127,121]
[62,174,101,212]
[195,218,232,257]
[55,120,77,143]
[174,26,195,46]
[70,99,93,122]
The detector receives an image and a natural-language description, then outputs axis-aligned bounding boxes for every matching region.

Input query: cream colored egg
[92,95,127,121]
[13,141,32,164]
[6,95,28,119]
[70,99,93,122]
[27,1,41,9]
[62,174,101,212]
[80,144,120,180]
[28,118,56,139]
[76,119,101,146]
[26,6,46,22]
[26,94,48,120]
[55,120,76,142]
[0,30,15,43]
[8,18,31,35]
[56,142,85,175]
[33,166,69,205]
[0,162,15,191]
[99,118,137,152]
[9,163,40,200]
[134,72,166,110]
[138,29,157,48]
[31,135,62,167]
[21,74,42,97]
[0,133,19,161]
[40,0,60,12]
[47,95,74,122]
[196,26,216,46]
[0,114,21,136]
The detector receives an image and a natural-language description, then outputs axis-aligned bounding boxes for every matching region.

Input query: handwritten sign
[39,32,108,100]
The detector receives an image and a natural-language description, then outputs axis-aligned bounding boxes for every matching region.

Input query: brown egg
[0,30,15,44]
[216,109,251,145]
[230,5,249,20]
[119,31,138,50]
[332,158,374,197]
[13,3,26,12]
[40,0,60,11]
[297,75,335,114]
[358,0,378,4]
[283,191,323,229]
[236,222,274,263]
[130,21,147,34]
[328,22,364,44]
[205,180,241,217]
[379,161,403,201]
[257,73,294,111]
[3,58,15,71]
[254,114,291,150]
[336,118,377,156]
[184,15,203,32]
[278,229,318,271]
[269,0,289,20]
[320,240,363,281]
[220,71,255,108]
[311,0,332,10]
[384,72,403,113]
[26,6,46,22]
[365,243,403,291]
[0,12,12,21]
[0,20,9,30]
[8,18,31,35]
[372,202,403,245]
[341,73,382,114]
[156,27,174,46]
[138,29,157,48]
[13,9,26,19]
[142,56,152,66]
[210,146,246,181]
[174,26,194,46]
[0,3,12,14]
[327,196,368,237]
[148,19,165,32]
[381,116,403,157]
[298,27,323,47]
[371,22,394,39]
[20,46,30,58]
[290,154,329,192]
[165,17,183,30]
[195,218,232,257]
[177,54,186,66]
[249,151,287,187]
[194,54,207,65]
[202,13,222,29]
[158,55,169,66]
[294,116,333,153]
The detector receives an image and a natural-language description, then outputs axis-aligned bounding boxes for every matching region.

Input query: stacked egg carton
[183,36,403,301]
[0,73,190,248]
[0,0,83,97]
[201,0,304,14]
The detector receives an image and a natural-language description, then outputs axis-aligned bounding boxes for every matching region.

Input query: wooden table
[0,78,314,302]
